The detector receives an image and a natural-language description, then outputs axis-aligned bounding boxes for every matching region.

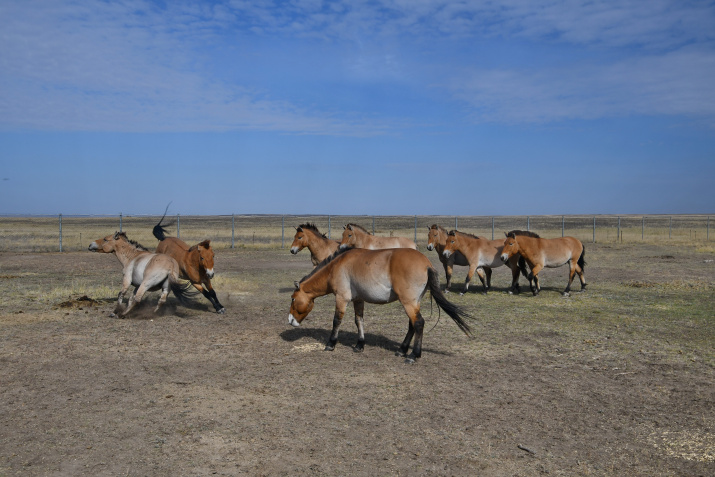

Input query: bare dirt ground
[0,243,713,476]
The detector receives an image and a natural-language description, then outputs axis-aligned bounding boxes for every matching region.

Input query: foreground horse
[426,224,470,290]
[339,223,417,250]
[89,232,195,317]
[441,230,529,295]
[500,232,586,296]
[288,248,474,363]
[153,215,225,313]
[290,223,340,266]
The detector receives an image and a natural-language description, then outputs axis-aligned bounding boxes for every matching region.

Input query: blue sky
[1,0,714,216]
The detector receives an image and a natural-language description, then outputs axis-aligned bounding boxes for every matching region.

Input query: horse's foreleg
[326,298,348,351]
[462,265,477,295]
[529,264,544,296]
[475,267,489,295]
[202,280,225,313]
[444,262,453,292]
[508,261,521,295]
[563,260,577,296]
[353,300,365,352]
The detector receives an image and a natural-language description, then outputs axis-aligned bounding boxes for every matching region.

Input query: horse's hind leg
[563,261,578,296]
[396,320,415,358]
[155,282,170,313]
[122,286,144,317]
[403,306,425,364]
[353,300,366,352]
[529,264,543,296]
[475,267,488,294]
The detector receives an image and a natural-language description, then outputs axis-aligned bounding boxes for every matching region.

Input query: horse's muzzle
[88,242,98,251]
[205,269,215,279]
[500,254,509,263]
[442,250,451,258]
[426,244,434,251]
[290,247,299,255]
[288,314,300,327]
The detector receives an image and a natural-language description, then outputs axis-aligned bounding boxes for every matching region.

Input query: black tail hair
[153,202,173,242]
[169,278,199,306]
[427,268,474,337]
[518,256,530,278]
[578,246,586,271]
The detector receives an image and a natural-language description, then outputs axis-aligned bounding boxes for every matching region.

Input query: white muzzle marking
[290,246,299,254]
[205,268,215,279]
[288,314,300,327]
[426,244,434,251]
[442,250,451,258]
[500,253,509,262]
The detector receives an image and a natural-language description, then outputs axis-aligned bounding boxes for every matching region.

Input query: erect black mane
[506,230,541,238]
[447,230,480,240]
[117,232,149,251]
[297,223,327,238]
[298,247,352,285]
[429,224,448,233]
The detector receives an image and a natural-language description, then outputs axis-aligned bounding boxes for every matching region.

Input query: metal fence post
[527,216,530,231]
[177,214,181,239]
[491,217,494,240]
[669,216,672,239]
[562,216,565,237]
[59,213,63,252]
[455,216,458,231]
[328,215,331,239]
[593,216,596,243]
[119,212,122,232]
[708,216,710,241]
[372,216,375,235]
[281,215,285,248]
[231,214,235,249]
[414,215,417,243]
[618,216,621,243]
[642,216,644,240]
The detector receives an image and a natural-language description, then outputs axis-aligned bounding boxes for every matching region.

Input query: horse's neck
[301,265,332,298]
[114,242,146,267]
[307,231,332,254]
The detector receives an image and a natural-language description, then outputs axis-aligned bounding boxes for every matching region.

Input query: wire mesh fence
[0,214,711,253]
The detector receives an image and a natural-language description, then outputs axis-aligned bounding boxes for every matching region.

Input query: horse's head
[191,240,215,278]
[442,231,460,258]
[88,232,124,253]
[339,224,357,250]
[501,232,520,263]
[426,225,444,252]
[290,226,307,254]
[288,284,314,327]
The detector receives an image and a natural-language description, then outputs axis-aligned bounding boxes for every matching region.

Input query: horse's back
[156,237,190,256]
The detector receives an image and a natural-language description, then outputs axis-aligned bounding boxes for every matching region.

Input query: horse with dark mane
[89,232,196,317]
[500,232,586,296]
[288,247,474,363]
[290,223,340,266]
[153,210,224,313]
[426,224,470,291]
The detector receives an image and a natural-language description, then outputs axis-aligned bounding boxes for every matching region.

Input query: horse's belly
[352,280,396,304]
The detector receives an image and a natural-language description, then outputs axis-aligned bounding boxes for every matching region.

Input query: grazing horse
[153,215,225,314]
[500,232,586,296]
[288,247,474,363]
[441,230,528,295]
[339,223,417,250]
[426,224,470,291]
[290,223,340,266]
[88,232,195,317]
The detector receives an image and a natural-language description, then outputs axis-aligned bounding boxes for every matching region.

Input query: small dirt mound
[56,295,100,309]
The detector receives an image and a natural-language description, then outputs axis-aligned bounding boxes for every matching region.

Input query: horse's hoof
[353,347,364,353]
[109,312,116,318]
[459,292,465,296]
[324,345,335,351]
[562,292,570,297]
[404,357,417,364]
[216,308,226,314]
[395,350,406,357]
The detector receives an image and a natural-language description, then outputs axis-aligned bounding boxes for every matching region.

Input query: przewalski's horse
[88,232,195,317]
[500,232,586,296]
[339,223,417,250]
[426,224,470,291]
[153,215,225,314]
[288,247,474,364]
[290,223,340,266]
[441,230,530,295]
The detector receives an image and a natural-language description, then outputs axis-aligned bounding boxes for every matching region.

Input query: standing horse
[153,215,225,314]
[426,224,470,291]
[290,223,340,266]
[89,232,195,317]
[287,248,474,363]
[441,230,528,295]
[339,223,417,250]
[500,232,586,296]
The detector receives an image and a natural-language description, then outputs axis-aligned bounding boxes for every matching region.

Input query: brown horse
[339,223,417,250]
[290,223,340,266]
[89,232,195,317]
[441,230,528,295]
[288,247,474,363]
[153,215,224,313]
[500,232,586,296]
[426,224,470,291]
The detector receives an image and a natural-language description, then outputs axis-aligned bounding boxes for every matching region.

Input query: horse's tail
[153,202,172,242]
[578,245,586,271]
[168,272,199,307]
[518,256,530,278]
[427,268,474,337]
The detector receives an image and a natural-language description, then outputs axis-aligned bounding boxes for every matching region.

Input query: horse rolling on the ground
[426,224,470,291]
[287,247,474,364]
[88,232,195,317]
[500,232,586,296]
[153,213,225,313]
[440,230,530,295]
[290,223,340,266]
[339,223,418,250]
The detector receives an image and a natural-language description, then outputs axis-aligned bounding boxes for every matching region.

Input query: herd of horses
[89,219,586,363]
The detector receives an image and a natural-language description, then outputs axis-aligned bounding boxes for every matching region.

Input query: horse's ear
[343,225,346,230]
[199,239,210,248]
[294,281,300,290]
[347,224,353,230]
[113,231,120,239]
[296,226,302,232]
[504,232,508,237]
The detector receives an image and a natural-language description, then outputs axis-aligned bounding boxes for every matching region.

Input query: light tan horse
[290,223,340,266]
[339,223,417,250]
[288,248,474,363]
[89,232,195,317]
[426,224,470,291]
[441,230,530,295]
[153,215,224,313]
[500,232,586,296]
